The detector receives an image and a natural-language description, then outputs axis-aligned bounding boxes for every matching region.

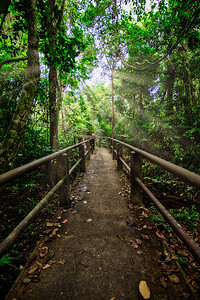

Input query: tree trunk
[139,86,144,119]
[49,66,59,149]
[133,93,136,118]
[0,0,40,172]
[57,78,65,133]
[111,68,115,139]
[48,0,65,150]
[166,68,175,115]
[181,42,194,125]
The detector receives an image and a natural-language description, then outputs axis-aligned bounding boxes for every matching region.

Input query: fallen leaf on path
[46,222,55,227]
[137,250,143,255]
[61,219,68,223]
[59,259,65,265]
[57,234,62,238]
[136,239,142,245]
[141,234,150,240]
[141,212,149,218]
[57,216,62,219]
[156,231,165,239]
[168,274,180,283]
[110,298,115,300]
[129,240,138,248]
[27,263,38,274]
[87,218,92,222]
[139,280,151,299]
[160,277,167,288]
[23,278,31,284]
[43,264,51,270]
[39,246,48,258]
[49,228,59,237]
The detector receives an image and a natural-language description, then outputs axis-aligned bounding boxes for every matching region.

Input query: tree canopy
[0,0,200,172]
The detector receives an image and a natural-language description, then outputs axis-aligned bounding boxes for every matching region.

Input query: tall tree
[0,0,40,172]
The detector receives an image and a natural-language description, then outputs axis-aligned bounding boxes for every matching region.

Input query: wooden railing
[0,137,95,258]
[107,137,200,264]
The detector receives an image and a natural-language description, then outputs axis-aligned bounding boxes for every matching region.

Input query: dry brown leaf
[61,219,68,223]
[27,263,38,274]
[136,239,142,245]
[168,274,180,283]
[39,246,48,258]
[49,228,59,237]
[59,259,65,265]
[156,231,165,239]
[139,280,151,299]
[46,222,55,227]
[43,264,51,270]
[129,240,138,248]
[160,277,167,288]
[141,234,150,240]
[142,212,149,218]
[137,250,143,255]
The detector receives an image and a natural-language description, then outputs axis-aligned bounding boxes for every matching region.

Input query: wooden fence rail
[0,138,95,258]
[108,137,200,264]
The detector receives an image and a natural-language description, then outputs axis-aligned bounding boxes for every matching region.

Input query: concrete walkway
[7,148,192,300]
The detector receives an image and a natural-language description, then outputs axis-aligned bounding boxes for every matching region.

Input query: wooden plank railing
[0,137,95,258]
[107,137,200,265]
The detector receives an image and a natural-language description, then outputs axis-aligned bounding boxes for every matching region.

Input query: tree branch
[0,56,28,68]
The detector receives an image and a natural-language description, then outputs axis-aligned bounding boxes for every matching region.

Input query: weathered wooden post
[86,140,90,160]
[92,138,95,150]
[130,151,142,205]
[79,142,86,172]
[90,139,93,154]
[113,140,117,160]
[117,143,123,171]
[99,137,101,148]
[109,138,112,153]
[57,153,70,206]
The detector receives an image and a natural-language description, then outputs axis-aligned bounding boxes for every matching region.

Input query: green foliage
[0,255,15,267]
[175,205,200,226]
[150,205,199,231]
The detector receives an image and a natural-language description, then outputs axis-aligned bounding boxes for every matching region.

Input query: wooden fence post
[79,143,86,172]
[90,139,93,154]
[86,140,90,160]
[99,137,101,148]
[117,143,123,171]
[92,138,95,150]
[113,140,117,160]
[57,153,70,206]
[130,151,142,205]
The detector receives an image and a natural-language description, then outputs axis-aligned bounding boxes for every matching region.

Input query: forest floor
[4,148,199,300]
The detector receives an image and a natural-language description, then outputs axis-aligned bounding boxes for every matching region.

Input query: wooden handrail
[0,139,93,187]
[109,138,200,188]
[0,137,95,258]
[107,137,200,264]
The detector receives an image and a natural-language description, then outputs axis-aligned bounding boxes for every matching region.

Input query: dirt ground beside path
[7,148,193,300]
